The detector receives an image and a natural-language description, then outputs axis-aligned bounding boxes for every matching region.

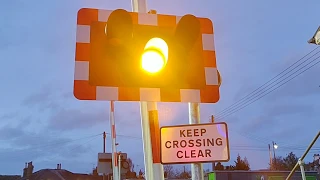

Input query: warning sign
[160,122,230,164]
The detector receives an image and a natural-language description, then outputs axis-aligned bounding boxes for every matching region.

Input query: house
[0,175,21,180]
[20,162,104,180]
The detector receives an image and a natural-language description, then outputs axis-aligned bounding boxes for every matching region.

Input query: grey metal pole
[118,152,121,180]
[298,159,306,180]
[131,1,164,179]
[211,115,215,172]
[188,103,204,180]
[103,132,106,180]
[131,1,153,179]
[139,101,154,180]
[286,131,320,180]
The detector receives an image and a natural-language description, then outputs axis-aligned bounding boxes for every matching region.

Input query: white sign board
[160,122,230,164]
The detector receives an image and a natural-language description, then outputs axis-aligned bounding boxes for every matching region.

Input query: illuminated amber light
[141,38,168,73]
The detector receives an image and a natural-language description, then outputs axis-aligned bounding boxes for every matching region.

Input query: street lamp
[269,141,278,170]
[273,143,278,150]
[308,26,320,45]
[272,141,278,158]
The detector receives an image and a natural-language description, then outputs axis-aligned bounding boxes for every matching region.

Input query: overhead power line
[210,47,320,145]
[215,46,320,121]
[113,133,320,153]
[217,54,320,121]
[215,46,320,118]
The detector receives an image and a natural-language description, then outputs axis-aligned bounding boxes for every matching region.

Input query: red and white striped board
[74,8,220,103]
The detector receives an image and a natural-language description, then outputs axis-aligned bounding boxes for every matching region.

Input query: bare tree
[163,165,175,178]
[174,167,191,179]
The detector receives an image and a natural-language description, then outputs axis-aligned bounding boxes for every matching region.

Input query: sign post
[189,103,204,180]
[131,1,163,179]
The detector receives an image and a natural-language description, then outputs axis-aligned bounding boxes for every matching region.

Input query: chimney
[26,161,34,177]
[23,162,34,178]
[92,167,98,176]
[56,163,62,169]
[23,163,27,178]
[59,164,61,169]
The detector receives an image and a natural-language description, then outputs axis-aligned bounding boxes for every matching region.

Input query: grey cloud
[270,47,319,75]
[266,66,320,101]
[0,125,96,169]
[0,112,18,120]
[231,77,262,103]
[263,125,301,144]
[61,91,74,100]
[265,103,315,117]
[230,55,319,110]
[0,124,69,149]
[236,103,316,140]
[158,103,189,126]
[47,108,108,131]
[21,85,72,113]
[22,87,51,103]
[235,105,319,147]
[238,115,274,137]
[17,116,33,129]
[0,125,23,141]
[22,89,52,106]
[113,102,141,128]
[216,63,319,142]
[0,114,38,131]
[0,143,92,173]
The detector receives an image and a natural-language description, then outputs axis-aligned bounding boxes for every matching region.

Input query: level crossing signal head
[74,8,221,103]
[89,9,206,89]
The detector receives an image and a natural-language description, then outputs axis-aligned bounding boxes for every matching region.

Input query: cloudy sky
[1,0,320,175]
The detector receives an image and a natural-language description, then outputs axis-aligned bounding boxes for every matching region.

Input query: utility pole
[103,132,106,153]
[189,103,204,180]
[268,144,272,170]
[103,132,106,180]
